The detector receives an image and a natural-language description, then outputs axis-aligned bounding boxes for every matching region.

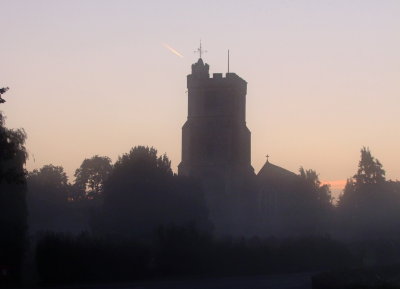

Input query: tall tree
[339,147,386,209]
[337,147,400,239]
[74,155,112,200]
[97,146,210,238]
[0,88,28,285]
[354,147,385,185]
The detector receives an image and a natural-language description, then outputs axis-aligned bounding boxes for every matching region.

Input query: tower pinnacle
[194,40,207,59]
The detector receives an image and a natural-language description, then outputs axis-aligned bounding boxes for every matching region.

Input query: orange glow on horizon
[322,179,347,191]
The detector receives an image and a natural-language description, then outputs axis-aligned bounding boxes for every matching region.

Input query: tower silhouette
[178,58,253,177]
[178,57,255,234]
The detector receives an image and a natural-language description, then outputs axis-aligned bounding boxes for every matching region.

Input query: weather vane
[194,40,207,59]
[0,87,9,104]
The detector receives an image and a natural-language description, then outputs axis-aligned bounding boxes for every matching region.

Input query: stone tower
[178,58,255,235]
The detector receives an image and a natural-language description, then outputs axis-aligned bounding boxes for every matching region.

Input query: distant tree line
[24,139,400,244]
[23,145,400,283]
[23,145,400,285]
[27,146,211,238]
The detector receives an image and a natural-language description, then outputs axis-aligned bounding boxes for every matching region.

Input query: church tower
[178,57,253,178]
[178,57,255,235]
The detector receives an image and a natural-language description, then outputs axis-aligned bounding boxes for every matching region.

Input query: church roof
[257,161,297,180]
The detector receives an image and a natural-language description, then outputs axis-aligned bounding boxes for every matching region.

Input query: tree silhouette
[291,168,333,235]
[112,146,172,178]
[0,87,9,103]
[74,155,112,200]
[299,167,332,206]
[27,165,70,233]
[337,147,400,239]
[354,147,385,185]
[0,107,27,285]
[28,165,69,203]
[97,146,210,238]
[339,147,387,210]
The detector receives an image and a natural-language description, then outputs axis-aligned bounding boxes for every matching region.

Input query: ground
[27,272,313,289]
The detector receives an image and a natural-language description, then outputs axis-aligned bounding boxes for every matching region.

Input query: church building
[176,50,335,238]
[178,56,303,236]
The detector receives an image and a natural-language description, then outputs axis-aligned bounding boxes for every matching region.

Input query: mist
[1,1,400,289]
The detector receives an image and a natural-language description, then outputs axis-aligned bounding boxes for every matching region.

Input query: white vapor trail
[162,43,184,58]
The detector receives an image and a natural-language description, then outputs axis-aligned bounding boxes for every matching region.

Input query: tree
[337,148,400,240]
[112,146,172,179]
[0,115,27,184]
[339,147,386,210]
[27,165,70,233]
[0,87,9,103]
[291,167,333,235]
[28,165,69,203]
[299,167,332,207]
[74,155,112,200]
[0,102,28,284]
[97,146,210,238]
[354,147,385,185]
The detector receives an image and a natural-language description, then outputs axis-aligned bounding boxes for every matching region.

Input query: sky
[1,0,399,196]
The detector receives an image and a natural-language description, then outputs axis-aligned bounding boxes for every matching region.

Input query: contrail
[162,43,184,58]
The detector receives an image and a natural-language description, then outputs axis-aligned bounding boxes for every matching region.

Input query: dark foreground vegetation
[2,87,400,288]
[313,264,400,289]
[35,232,351,285]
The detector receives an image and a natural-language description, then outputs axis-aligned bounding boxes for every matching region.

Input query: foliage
[97,146,210,238]
[337,148,400,239]
[271,167,333,236]
[73,155,112,200]
[28,165,69,203]
[313,263,400,289]
[0,113,27,184]
[36,232,150,284]
[0,87,9,94]
[27,165,71,233]
[0,87,9,103]
[35,231,352,285]
[299,167,332,207]
[0,110,27,286]
[354,147,385,185]
[112,146,172,179]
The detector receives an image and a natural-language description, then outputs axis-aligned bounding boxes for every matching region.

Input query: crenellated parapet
[179,57,253,173]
